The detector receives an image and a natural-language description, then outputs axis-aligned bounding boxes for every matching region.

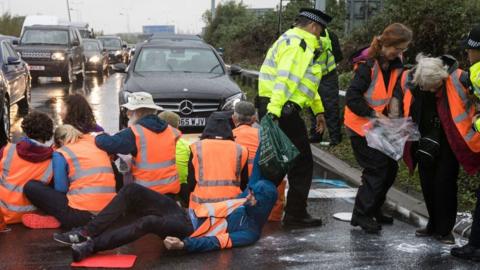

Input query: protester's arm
[346,63,375,117]
[182,230,260,253]
[240,160,249,191]
[95,128,137,156]
[52,152,69,193]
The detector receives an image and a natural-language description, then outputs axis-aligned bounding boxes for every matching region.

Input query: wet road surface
[1,75,479,269]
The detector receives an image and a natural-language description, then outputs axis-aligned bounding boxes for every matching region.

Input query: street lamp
[66,0,71,22]
[119,12,131,33]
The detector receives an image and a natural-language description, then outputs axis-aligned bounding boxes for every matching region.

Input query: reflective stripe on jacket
[233,125,259,177]
[0,143,52,223]
[344,59,401,136]
[258,27,325,116]
[189,139,248,210]
[131,124,181,194]
[190,198,247,249]
[57,135,115,212]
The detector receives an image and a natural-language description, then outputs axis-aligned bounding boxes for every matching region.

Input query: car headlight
[89,56,100,63]
[222,93,245,111]
[51,52,65,61]
[115,50,122,56]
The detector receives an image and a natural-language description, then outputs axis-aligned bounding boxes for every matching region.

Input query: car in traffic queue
[83,39,109,76]
[146,34,204,43]
[97,36,128,65]
[115,39,244,133]
[0,36,31,145]
[15,25,85,84]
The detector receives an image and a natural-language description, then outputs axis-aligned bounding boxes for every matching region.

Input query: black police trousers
[84,184,193,252]
[257,97,313,217]
[309,70,342,144]
[350,135,398,217]
[418,138,459,236]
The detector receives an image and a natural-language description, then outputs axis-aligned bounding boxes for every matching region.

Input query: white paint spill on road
[307,188,358,199]
[395,243,429,253]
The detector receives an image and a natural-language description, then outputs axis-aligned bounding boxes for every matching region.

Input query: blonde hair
[158,111,180,128]
[412,53,449,88]
[54,124,83,147]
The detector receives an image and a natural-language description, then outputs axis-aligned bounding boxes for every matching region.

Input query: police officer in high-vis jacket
[256,8,331,227]
[451,24,480,261]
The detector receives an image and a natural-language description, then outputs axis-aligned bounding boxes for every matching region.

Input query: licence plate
[180,118,206,127]
[29,65,45,71]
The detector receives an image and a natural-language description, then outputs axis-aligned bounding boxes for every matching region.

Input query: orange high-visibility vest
[57,135,115,212]
[400,70,413,117]
[189,139,248,210]
[402,69,480,152]
[344,60,401,136]
[191,198,247,249]
[233,125,259,177]
[131,125,181,195]
[0,143,52,224]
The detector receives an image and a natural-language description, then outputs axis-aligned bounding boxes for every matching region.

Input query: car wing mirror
[7,56,21,65]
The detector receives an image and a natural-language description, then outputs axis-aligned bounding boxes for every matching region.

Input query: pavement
[1,74,479,269]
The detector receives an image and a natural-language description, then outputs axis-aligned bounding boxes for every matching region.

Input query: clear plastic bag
[363,117,420,160]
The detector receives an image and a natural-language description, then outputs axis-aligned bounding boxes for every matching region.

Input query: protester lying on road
[53,149,277,262]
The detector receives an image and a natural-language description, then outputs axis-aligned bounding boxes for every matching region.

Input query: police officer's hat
[298,8,332,28]
[463,24,480,50]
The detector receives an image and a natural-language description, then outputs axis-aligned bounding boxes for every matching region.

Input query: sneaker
[415,227,433,237]
[22,213,61,229]
[451,244,480,261]
[282,213,323,227]
[53,228,89,246]
[435,233,455,245]
[351,214,381,233]
[374,212,394,225]
[72,239,95,262]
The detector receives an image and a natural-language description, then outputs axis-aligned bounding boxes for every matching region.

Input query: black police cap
[463,24,480,50]
[298,8,332,27]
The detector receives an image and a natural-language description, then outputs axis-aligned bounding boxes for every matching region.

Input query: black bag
[259,114,299,185]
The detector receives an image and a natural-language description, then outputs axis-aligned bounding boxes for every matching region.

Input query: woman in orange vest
[0,112,54,225]
[345,23,412,233]
[187,112,249,210]
[399,54,480,244]
[24,125,116,229]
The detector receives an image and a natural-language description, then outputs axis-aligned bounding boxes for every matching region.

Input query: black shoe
[434,233,455,245]
[351,214,381,233]
[415,227,433,237]
[451,244,480,261]
[374,212,394,225]
[282,213,323,227]
[72,239,95,262]
[309,136,322,144]
[54,228,89,246]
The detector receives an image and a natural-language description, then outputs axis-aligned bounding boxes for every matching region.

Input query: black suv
[97,36,128,65]
[15,25,85,84]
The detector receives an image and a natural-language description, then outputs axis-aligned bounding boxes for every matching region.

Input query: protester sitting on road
[399,54,480,244]
[61,94,104,134]
[158,110,191,204]
[345,23,412,233]
[451,24,480,261]
[187,112,249,210]
[53,149,277,262]
[23,125,116,229]
[95,92,181,197]
[0,112,54,225]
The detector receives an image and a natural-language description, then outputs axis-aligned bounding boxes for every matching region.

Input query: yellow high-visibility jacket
[319,29,336,75]
[258,27,325,117]
[470,61,480,131]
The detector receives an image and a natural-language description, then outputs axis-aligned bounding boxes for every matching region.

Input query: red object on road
[71,254,137,268]
[22,213,61,229]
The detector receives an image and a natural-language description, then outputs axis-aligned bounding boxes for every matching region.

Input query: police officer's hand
[164,236,184,250]
[315,113,326,134]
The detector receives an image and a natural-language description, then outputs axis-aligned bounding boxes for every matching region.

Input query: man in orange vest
[95,92,181,196]
[187,112,249,210]
[0,112,54,225]
[54,153,277,261]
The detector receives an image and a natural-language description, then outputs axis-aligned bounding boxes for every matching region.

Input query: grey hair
[234,101,256,124]
[412,53,449,88]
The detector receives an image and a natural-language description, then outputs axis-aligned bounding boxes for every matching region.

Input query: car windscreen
[84,41,100,51]
[134,47,223,74]
[21,30,69,45]
[99,38,121,49]
[78,29,91,39]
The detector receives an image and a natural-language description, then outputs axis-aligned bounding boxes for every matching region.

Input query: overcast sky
[0,0,279,34]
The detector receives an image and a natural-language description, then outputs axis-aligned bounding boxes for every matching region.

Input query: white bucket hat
[121,92,163,111]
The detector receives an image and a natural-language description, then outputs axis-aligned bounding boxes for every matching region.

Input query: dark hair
[368,23,413,59]
[21,111,54,142]
[63,94,97,134]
